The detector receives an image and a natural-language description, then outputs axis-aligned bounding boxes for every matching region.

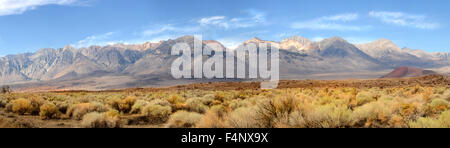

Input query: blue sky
[0,0,449,56]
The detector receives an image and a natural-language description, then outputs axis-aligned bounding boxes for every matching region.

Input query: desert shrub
[106,109,121,125]
[356,92,376,106]
[166,111,203,128]
[196,110,227,128]
[142,104,172,124]
[55,101,69,114]
[185,98,208,113]
[443,91,450,101]
[438,111,450,127]
[149,99,172,106]
[107,98,122,111]
[254,96,298,128]
[28,97,45,115]
[209,105,229,117]
[67,103,107,120]
[234,91,250,99]
[388,114,406,128]
[422,87,434,102]
[227,99,250,110]
[10,98,32,115]
[410,110,450,128]
[91,101,108,111]
[396,103,421,121]
[167,94,184,105]
[0,97,7,108]
[214,92,226,102]
[119,96,136,113]
[197,95,215,106]
[226,106,260,128]
[287,111,307,128]
[303,104,353,128]
[5,103,12,113]
[317,96,334,105]
[352,100,394,128]
[130,100,149,114]
[425,99,449,115]
[77,97,91,103]
[39,102,60,119]
[81,112,120,128]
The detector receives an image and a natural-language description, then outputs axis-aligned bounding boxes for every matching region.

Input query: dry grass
[142,104,172,124]
[39,102,60,119]
[166,111,203,128]
[81,111,121,128]
[9,98,32,115]
[0,76,449,128]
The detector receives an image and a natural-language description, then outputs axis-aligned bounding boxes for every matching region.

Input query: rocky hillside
[0,35,448,90]
[381,67,437,78]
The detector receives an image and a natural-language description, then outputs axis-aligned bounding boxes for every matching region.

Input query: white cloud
[72,32,117,48]
[308,36,375,44]
[0,0,85,16]
[311,37,325,42]
[319,13,359,22]
[122,35,179,45]
[72,25,197,48]
[142,25,176,36]
[142,24,200,37]
[369,11,440,29]
[198,10,267,29]
[199,16,229,28]
[343,36,376,44]
[217,38,244,49]
[71,9,268,48]
[291,13,368,31]
[278,32,302,38]
[292,22,366,31]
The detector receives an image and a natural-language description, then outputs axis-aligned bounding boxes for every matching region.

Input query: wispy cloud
[319,13,359,22]
[343,36,376,44]
[71,24,200,48]
[142,24,200,37]
[217,38,243,49]
[72,32,118,48]
[142,25,177,36]
[278,32,301,38]
[369,11,440,29]
[311,36,325,42]
[0,0,88,16]
[198,10,267,29]
[291,13,368,31]
[199,16,229,28]
[309,36,375,44]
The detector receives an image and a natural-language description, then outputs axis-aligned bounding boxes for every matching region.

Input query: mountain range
[0,35,448,91]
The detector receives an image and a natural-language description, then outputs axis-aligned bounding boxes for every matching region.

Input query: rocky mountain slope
[355,39,449,68]
[0,35,448,90]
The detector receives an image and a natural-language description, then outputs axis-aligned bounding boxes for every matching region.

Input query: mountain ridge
[1,35,448,90]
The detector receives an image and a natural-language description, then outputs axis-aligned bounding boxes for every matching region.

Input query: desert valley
[0,35,449,128]
[0,35,448,91]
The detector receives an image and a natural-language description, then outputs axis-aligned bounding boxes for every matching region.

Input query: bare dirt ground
[0,109,79,128]
[0,109,164,128]
[10,71,392,92]
[121,74,449,92]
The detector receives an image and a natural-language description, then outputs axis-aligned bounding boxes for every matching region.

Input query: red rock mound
[381,67,437,78]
